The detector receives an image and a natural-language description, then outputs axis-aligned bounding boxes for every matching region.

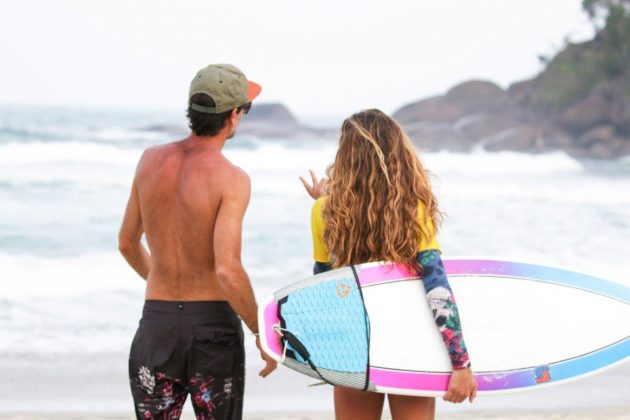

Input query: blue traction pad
[280,275,370,373]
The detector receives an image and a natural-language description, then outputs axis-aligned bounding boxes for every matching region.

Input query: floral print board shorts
[129,300,245,420]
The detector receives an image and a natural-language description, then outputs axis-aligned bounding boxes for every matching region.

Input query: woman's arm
[418,249,471,370]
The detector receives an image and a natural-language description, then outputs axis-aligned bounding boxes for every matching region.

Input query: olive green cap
[188,64,262,114]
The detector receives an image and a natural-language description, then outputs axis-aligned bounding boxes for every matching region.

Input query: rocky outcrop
[139,103,333,140]
[138,58,630,158]
[395,81,520,125]
[237,103,336,139]
[391,18,630,160]
[573,124,629,159]
[393,76,630,158]
[394,80,531,153]
[395,96,463,124]
[244,102,298,124]
[445,81,517,115]
[558,81,630,136]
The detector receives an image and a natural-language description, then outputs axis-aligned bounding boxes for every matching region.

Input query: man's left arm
[118,179,151,280]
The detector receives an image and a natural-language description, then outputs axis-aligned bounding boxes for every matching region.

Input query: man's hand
[256,336,277,378]
[443,367,477,403]
[299,169,328,200]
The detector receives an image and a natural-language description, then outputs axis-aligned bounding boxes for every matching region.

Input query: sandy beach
[2,409,630,420]
[1,350,629,419]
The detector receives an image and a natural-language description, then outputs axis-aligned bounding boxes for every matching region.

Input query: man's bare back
[134,139,245,301]
[120,126,259,333]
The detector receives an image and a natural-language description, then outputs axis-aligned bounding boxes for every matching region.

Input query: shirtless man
[118,64,276,419]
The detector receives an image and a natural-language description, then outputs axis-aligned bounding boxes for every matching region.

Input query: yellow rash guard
[311,197,440,263]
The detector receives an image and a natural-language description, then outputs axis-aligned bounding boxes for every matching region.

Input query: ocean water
[1,105,629,413]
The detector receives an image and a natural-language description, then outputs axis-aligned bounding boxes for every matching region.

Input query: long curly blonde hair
[322,109,442,270]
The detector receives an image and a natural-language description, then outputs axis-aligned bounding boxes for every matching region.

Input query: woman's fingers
[444,368,477,404]
[299,176,312,192]
[443,391,463,403]
[442,391,452,402]
[300,170,326,200]
[309,169,318,186]
[299,176,315,198]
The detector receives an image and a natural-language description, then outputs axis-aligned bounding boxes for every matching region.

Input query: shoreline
[1,352,629,415]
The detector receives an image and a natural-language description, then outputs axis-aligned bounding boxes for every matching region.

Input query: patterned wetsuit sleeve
[418,249,471,370]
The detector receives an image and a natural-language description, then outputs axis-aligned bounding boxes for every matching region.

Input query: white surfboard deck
[258,258,630,396]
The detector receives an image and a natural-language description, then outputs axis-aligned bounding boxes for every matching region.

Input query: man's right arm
[213,169,259,334]
[213,169,276,378]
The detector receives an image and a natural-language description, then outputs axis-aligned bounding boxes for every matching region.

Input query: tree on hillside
[582,0,630,80]
[582,0,629,21]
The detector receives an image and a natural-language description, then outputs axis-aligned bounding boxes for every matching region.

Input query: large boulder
[454,112,524,142]
[239,102,302,138]
[507,78,539,109]
[483,126,538,152]
[445,80,516,115]
[394,80,520,126]
[576,124,627,159]
[237,102,336,139]
[245,102,298,124]
[558,81,630,136]
[576,124,616,148]
[483,124,574,153]
[394,80,526,150]
[394,96,463,124]
[405,122,474,152]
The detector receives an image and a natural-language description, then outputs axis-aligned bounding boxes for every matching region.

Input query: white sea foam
[1,109,630,360]
[0,141,139,189]
[78,127,173,143]
[0,140,142,165]
[0,251,286,354]
[424,149,584,175]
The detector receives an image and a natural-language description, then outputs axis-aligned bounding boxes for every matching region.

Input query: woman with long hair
[300,109,477,420]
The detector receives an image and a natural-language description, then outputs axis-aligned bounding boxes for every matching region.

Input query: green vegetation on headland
[533,0,629,113]
[394,0,630,158]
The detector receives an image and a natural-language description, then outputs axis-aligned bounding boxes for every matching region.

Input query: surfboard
[258,258,630,396]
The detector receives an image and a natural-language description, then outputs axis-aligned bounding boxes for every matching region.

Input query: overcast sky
[0,0,594,120]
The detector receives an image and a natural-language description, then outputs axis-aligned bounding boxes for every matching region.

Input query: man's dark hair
[187,93,232,136]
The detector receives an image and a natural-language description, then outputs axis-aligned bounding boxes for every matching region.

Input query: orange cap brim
[248,81,262,102]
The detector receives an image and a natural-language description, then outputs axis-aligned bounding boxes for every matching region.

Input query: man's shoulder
[224,164,250,193]
[139,140,187,164]
[134,143,183,181]
[138,143,169,162]
[211,153,247,180]
[143,141,182,157]
[228,163,249,181]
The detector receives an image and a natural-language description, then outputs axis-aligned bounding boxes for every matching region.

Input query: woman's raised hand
[443,367,477,404]
[299,169,328,200]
